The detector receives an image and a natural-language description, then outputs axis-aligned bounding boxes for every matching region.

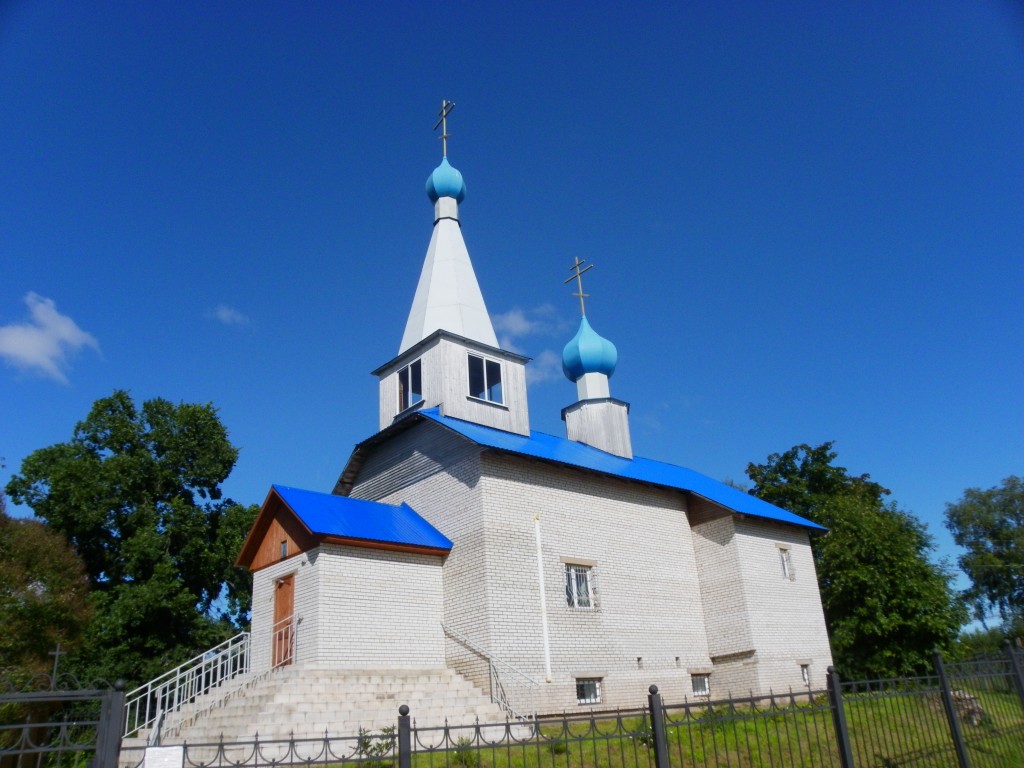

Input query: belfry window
[398,360,423,411]
[468,354,503,403]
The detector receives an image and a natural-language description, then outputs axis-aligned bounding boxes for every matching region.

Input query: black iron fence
[116,645,1024,768]
[0,673,124,768]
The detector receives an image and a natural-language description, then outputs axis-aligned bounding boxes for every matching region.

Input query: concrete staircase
[150,664,508,744]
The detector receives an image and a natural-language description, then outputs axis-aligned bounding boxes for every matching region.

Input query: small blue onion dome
[425,157,466,203]
[562,316,618,381]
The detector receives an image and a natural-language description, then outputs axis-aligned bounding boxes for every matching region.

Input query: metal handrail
[123,632,250,737]
[271,615,296,668]
[442,624,539,722]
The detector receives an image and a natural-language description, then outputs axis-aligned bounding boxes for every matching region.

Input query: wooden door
[272,574,295,667]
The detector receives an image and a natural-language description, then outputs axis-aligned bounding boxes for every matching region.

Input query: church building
[237,114,833,717]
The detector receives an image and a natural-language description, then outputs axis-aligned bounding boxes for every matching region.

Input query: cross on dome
[433,100,455,158]
[563,256,594,317]
[561,258,617,382]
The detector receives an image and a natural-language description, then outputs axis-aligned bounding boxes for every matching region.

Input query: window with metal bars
[565,563,595,609]
[576,678,601,705]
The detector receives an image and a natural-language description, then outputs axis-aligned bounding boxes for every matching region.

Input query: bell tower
[373,101,530,436]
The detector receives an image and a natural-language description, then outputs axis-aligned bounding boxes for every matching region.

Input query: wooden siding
[350,420,480,501]
[240,493,318,571]
[563,399,633,458]
[374,331,530,435]
[436,337,529,435]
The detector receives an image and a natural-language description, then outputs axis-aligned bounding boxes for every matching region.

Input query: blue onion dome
[562,316,618,381]
[425,157,466,203]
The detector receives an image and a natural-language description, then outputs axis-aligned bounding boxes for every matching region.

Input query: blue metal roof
[416,409,825,532]
[273,484,453,551]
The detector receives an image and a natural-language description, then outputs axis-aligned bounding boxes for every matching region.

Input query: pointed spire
[398,105,497,354]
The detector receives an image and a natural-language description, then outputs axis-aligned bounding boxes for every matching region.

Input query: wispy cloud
[210,304,251,328]
[492,304,573,353]
[526,349,564,384]
[492,304,575,387]
[0,293,100,384]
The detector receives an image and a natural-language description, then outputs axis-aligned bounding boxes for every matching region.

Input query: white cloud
[211,304,251,328]
[526,349,564,385]
[492,304,573,353]
[492,304,575,386]
[492,308,536,341]
[0,292,100,384]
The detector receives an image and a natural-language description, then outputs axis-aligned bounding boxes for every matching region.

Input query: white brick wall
[313,544,445,668]
[250,552,319,673]
[730,519,833,693]
[250,545,445,672]
[342,422,833,710]
[356,444,494,692]
[690,499,833,695]
[476,454,710,711]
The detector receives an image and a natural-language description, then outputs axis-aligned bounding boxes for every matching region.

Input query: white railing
[442,624,539,722]
[123,632,250,737]
[271,615,295,668]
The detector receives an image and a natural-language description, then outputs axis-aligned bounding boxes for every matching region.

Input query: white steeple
[398,158,498,353]
[375,102,530,436]
[398,102,497,353]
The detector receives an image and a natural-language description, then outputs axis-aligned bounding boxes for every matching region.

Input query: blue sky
[1,1,1021,607]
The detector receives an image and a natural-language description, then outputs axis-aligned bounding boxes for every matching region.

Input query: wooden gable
[237,488,319,571]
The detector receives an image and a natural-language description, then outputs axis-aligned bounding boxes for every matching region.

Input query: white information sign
[144,745,185,768]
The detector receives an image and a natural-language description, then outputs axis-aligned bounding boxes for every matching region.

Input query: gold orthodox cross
[564,257,594,316]
[433,100,455,157]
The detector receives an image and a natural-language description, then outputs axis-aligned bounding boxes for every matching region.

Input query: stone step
[150,666,511,747]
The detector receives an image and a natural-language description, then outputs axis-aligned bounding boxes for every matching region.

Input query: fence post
[646,685,670,768]
[933,649,971,768]
[1005,640,1024,707]
[95,682,126,768]
[398,705,411,768]
[826,667,855,768]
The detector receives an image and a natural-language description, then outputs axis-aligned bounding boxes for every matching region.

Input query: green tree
[6,391,258,685]
[952,625,1014,660]
[747,442,966,679]
[0,464,93,676]
[0,511,93,676]
[945,476,1024,627]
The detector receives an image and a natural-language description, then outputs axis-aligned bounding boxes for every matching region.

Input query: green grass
[401,687,1024,768]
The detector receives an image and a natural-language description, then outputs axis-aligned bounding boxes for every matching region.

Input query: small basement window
[576,678,602,705]
[468,354,503,403]
[691,674,710,697]
[398,360,423,411]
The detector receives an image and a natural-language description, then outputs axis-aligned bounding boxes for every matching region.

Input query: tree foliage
[747,442,966,679]
[945,475,1024,626]
[952,625,1016,661]
[0,479,93,675]
[6,391,258,685]
[0,513,93,675]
